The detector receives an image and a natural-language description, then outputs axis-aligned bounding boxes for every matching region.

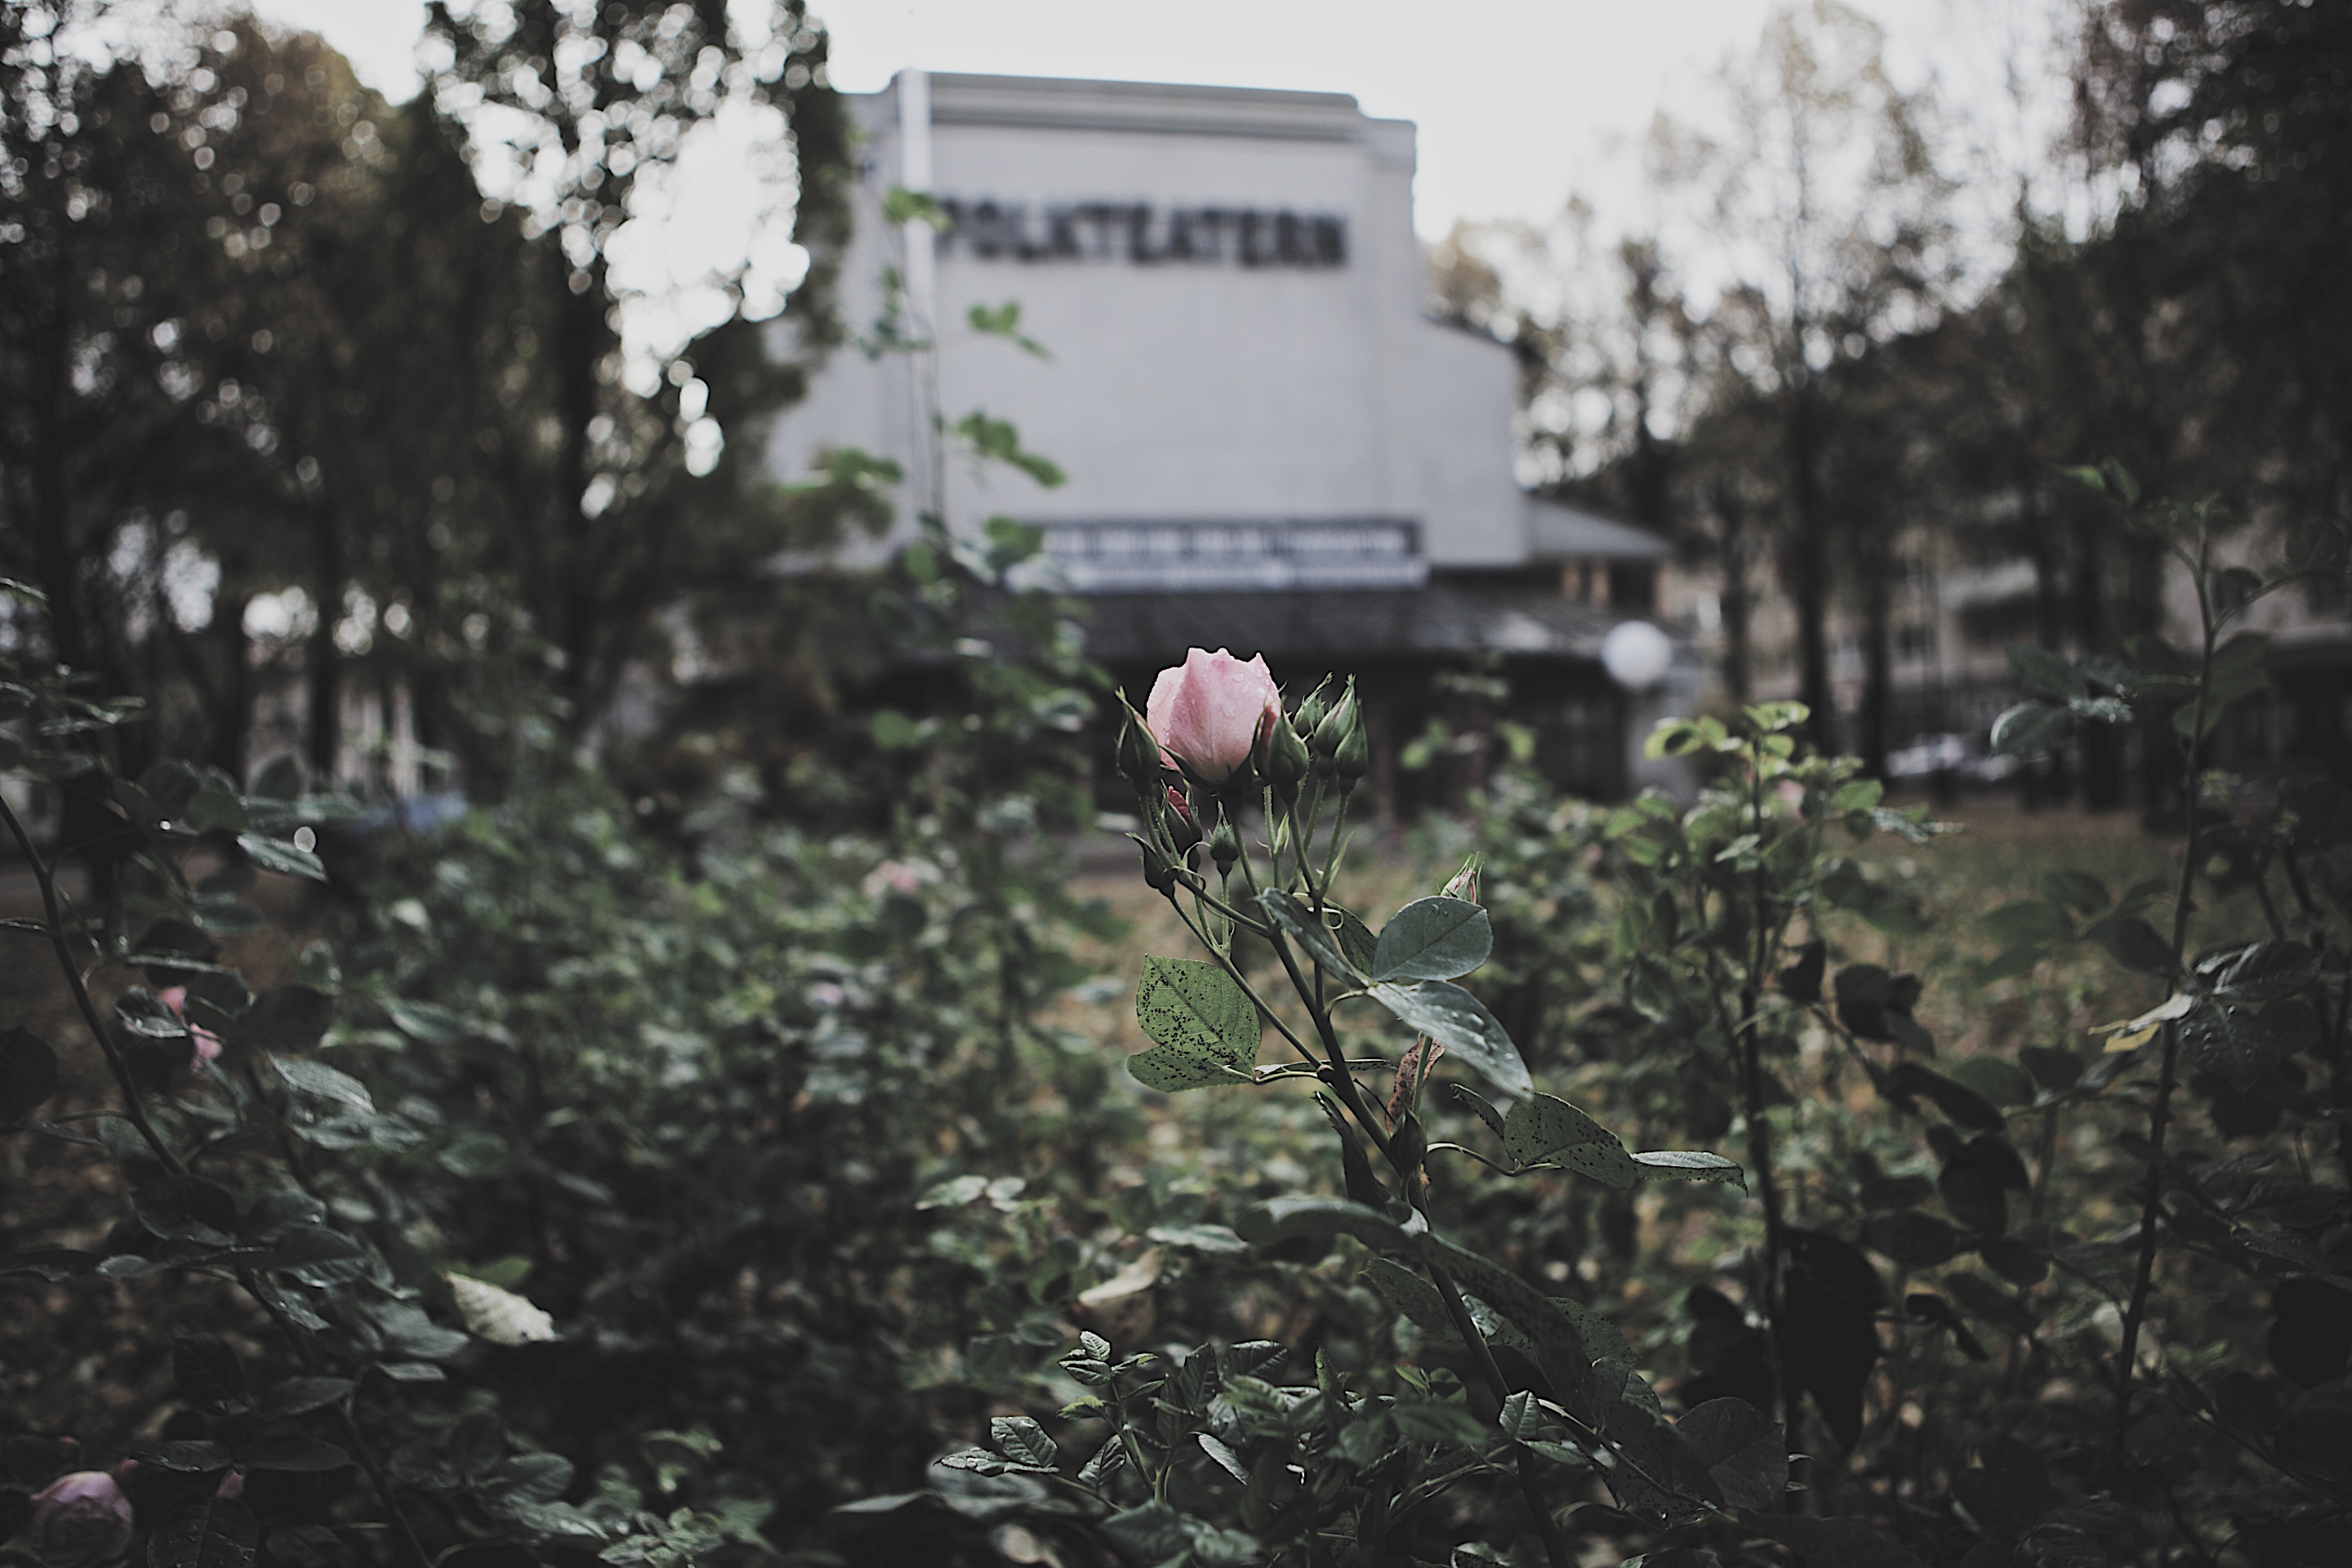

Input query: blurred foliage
[5,2,2352,1567]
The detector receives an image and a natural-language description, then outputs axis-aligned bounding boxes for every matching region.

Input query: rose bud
[1162,786,1201,853]
[1294,679,1331,742]
[1259,710,1312,797]
[1311,684,1356,774]
[1335,718,1370,788]
[157,986,223,1071]
[1113,697,1165,788]
[1145,648,1280,787]
[1134,835,1179,895]
[1441,854,1482,905]
[1206,810,1242,879]
[27,1471,133,1568]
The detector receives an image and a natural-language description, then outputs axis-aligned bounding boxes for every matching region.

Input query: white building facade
[764,71,1684,801]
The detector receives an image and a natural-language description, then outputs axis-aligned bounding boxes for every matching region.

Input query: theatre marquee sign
[934,198,1347,268]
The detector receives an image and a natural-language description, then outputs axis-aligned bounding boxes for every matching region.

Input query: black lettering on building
[933,198,1348,269]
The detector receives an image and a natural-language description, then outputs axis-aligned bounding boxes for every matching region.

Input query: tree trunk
[1857,541,1892,778]
[1713,481,1754,704]
[2069,506,2125,809]
[309,504,342,783]
[217,594,252,785]
[1782,390,1836,752]
[28,305,127,892]
[551,245,603,724]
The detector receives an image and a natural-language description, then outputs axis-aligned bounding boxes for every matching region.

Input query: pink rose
[157,987,223,1070]
[27,1472,132,1568]
[1145,648,1280,786]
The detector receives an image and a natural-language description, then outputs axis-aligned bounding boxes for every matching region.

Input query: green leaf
[1361,1258,1463,1343]
[1420,1236,1597,1423]
[242,1436,351,1473]
[385,998,471,1044]
[2212,630,2272,678]
[136,1175,238,1245]
[1677,1397,1788,1510]
[1370,897,1492,982]
[1100,1503,1190,1560]
[1633,1151,1745,1190]
[1978,902,2073,947]
[2018,1046,2082,1091]
[1128,956,1259,1091]
[2099,915,2177,976]
[1146,1222,1249,1254]
[269,1054,374,1115]
[2037,869,2108,913]
[262,1377,354,1418]
[495,1453,575,1504]
[2007,646,2086,702]
[149,1492,258,1568]
[1449,1083,1508,1142]
[1392,1397,1489,1448]
[184,789,249,834]
[1366,981,1532,1100]
[1946,1056,2036,1108]
[868,709,924,751]
[1256,889,1364,980]
[240,986,334,1053]
[2180,1000,2316,1089]
[1974,944,2048,984]
[988,1417,1058,1472]
[1503,1094,1637,1187]
[237,831,326,882]
[915,1174,989,1209]
[254,1224,369,1286]
[1989,702,2069,759]
[1833,778,1884,815]
[1860,1209,1966,1267]
[173,1335,249,1413]
[1883,1062,2004,1131]
[2200,940,2322,1002]
[1233,1196,1413,1254]
[124,1440,235,1473]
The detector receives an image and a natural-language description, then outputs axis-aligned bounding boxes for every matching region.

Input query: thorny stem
[2112,528,2215,1479]
[1197,778,1673,1566]
[1424,1261,1575,1568]
[243,1273,430,1568]
[1254,871,1575,1565]
[1737,746,1795,1468]
[1,790,183,1174]
[1,784,427,1567]
[1286,892,1577,1564]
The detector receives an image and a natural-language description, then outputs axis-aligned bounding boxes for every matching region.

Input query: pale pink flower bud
[157,987,223,1070]
[28,1471,133,1568]
[1144,648,1280,786]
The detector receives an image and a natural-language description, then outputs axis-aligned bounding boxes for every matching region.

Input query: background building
[762,71,1686,805]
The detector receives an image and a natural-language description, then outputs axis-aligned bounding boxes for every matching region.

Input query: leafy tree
[419,0,850,733]
[1686,0,1958,758]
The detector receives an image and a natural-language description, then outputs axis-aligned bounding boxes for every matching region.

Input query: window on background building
[1608,563,1655,612]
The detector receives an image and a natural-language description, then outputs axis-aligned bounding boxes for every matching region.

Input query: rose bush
[1143,646,1279,784]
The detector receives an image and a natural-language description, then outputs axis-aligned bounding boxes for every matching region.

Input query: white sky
[242,0,2074,243]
